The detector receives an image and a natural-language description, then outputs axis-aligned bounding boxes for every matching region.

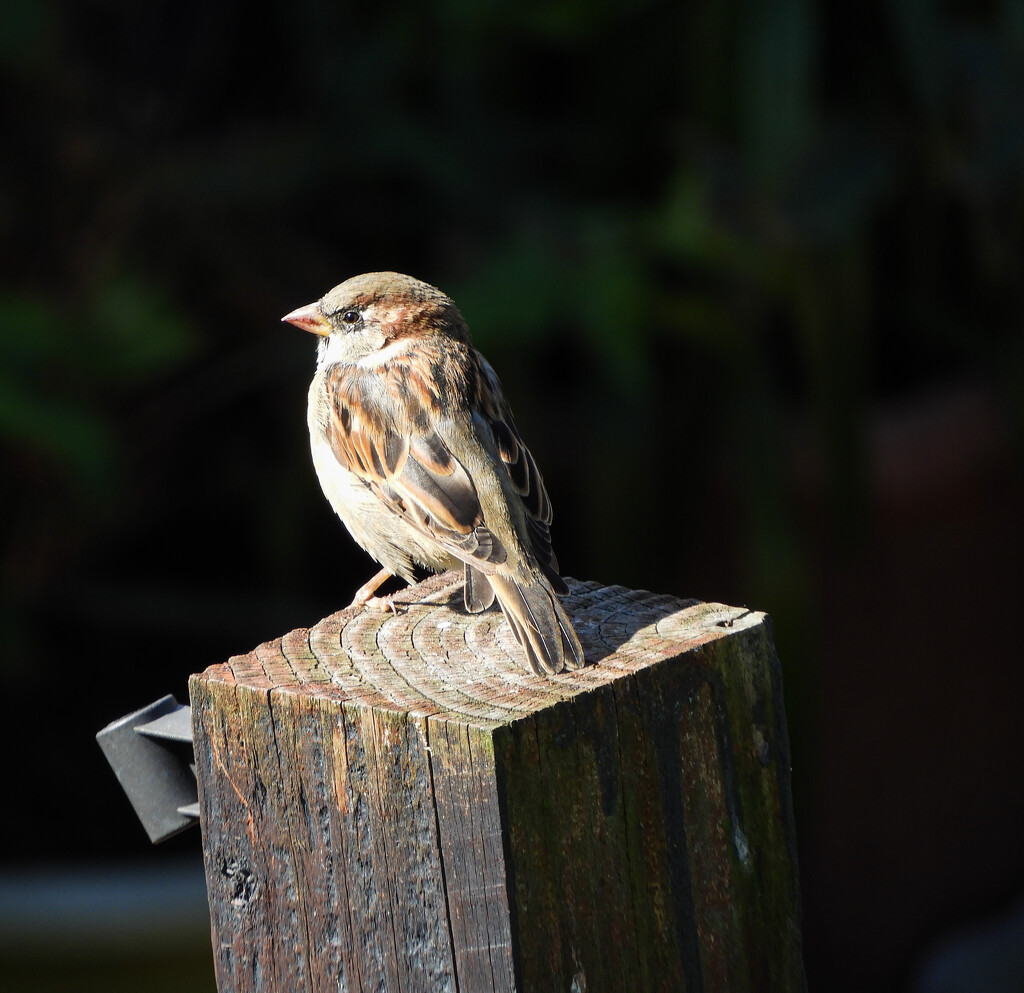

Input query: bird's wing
[473,356,567,593]
[321,360,508,569]
[323,349,580,673]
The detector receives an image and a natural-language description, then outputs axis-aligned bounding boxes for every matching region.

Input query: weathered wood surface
[190,572,805,993]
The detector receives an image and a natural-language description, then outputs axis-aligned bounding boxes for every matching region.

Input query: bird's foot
[348,568,402,614]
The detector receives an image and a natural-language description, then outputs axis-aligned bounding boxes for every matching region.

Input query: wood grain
[191,572,805,992]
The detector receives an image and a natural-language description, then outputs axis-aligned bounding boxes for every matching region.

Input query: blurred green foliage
[0,277,195,490]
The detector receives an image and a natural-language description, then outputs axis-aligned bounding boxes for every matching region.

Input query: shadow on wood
[190,572,805,993]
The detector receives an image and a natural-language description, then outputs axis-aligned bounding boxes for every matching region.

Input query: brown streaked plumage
[283,271,585,676]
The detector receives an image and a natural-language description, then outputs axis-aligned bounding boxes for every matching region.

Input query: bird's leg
[348,568,400,613]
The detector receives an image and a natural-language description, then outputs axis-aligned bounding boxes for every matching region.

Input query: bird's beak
[282,302,331,336]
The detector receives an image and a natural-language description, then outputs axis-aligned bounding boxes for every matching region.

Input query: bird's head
[282,272,470,367]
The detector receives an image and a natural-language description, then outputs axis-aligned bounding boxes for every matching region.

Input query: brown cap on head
[311,272,471,343]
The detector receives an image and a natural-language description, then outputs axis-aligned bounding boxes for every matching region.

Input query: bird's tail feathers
[487,573,585,675]
[463,563,496,613]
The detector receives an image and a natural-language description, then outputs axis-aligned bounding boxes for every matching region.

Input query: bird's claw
[360,593,400,615]
[347,568,403,615]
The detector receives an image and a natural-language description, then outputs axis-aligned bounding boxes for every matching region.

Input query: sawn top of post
[192,572,766,730]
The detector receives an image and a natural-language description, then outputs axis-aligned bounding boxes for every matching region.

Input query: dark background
[3,1,1024,991]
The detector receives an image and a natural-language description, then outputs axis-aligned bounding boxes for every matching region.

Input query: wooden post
[190,572,805,993]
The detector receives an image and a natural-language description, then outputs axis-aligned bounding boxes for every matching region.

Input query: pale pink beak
[282,302,331,336]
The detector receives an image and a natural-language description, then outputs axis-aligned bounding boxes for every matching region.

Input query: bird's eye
[341,310,360,325]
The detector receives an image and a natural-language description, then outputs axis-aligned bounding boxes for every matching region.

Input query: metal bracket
[96,695,199,843]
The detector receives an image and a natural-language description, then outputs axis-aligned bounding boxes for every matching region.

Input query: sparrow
[282,271,585,676]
